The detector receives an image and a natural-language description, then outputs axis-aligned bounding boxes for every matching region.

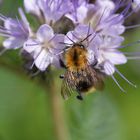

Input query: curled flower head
[24,24,64,71]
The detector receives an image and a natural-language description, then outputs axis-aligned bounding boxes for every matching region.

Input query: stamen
[31,70,40,77]
[127,56,140,59]
[111,75,126,93]
[124,52,140,55]
[126,24,140,29]
[0,32,11,37]
[0,25,7,31]
[26,42,42,46]
[16,16,27,35]
[29,49,43,69]
[0,48,7,55]
[0,13,7,21]
[124,2,140,20]
[121,2,131,17]
[119,40,140,48]
[18,8,29,28]
[94,7,107,31]
[113,0,124,13]
[115,68,137,88]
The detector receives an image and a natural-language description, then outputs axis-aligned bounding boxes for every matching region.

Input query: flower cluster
[0,0,139,91]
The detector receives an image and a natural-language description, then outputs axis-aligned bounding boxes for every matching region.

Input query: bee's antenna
[66,34,76,44]
[80,33,92,43]
[59,42,73,46]
[88,7,108,45]
[16,16,27,35]
[123,51,140,60]
[80,23,92,44]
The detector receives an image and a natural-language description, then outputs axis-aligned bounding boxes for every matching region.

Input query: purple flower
[24,24,65,71]
[66,0,94,24]
[24,0,72,24]
[24,0,41,17]
[0,8,31,50]
[66,0,125,37]
[96,36,127,75]
[132,0,140,11]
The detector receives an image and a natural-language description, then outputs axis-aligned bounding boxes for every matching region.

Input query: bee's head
[73,43,86,49]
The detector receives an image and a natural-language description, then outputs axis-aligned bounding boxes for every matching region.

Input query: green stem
[46,70,70,140]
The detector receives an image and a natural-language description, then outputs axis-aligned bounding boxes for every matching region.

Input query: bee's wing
[61,71,76,100]
[90,67,105,90]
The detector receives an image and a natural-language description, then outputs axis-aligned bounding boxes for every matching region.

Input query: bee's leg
[76,91,83,100]
[76,95,83,100]
[59,74,65,79]
[59,59,66,68]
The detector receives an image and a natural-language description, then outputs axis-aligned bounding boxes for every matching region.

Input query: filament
[115,67,137,88]
[126,24,140,29]
[0,48,7,55]
[127,56,140,59]
[111,75,126,93]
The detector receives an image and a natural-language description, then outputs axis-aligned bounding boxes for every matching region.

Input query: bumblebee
[60,43,104,100]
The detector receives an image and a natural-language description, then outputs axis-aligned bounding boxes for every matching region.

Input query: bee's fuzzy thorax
[64,45,88,71]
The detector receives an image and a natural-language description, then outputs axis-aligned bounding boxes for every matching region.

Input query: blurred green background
[0,1,140,140]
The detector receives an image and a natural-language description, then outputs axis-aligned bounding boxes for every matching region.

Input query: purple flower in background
[24,0,41,17]
[0,8,31,50]
[39,0,72,24]
[132,0,140,11]
[66,0,125,37]
[24,0,72,24]
[24,24,64,71]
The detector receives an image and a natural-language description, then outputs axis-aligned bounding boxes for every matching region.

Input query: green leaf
[0,68,56,140]
[65,93,123,140]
